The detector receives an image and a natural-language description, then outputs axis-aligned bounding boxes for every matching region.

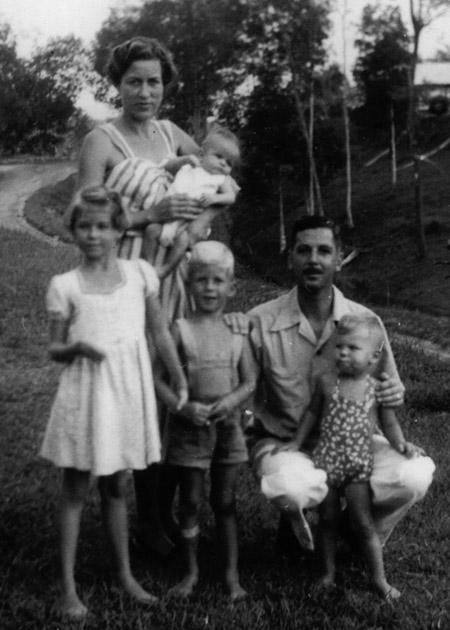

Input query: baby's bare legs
[142,223,163,266]
[346,482,401,601]
[54,468,90,620]
[98,472,158,604]
[169,467,204,598]
[157,229,190,279]
[316,484,340,589]
[211,463,246,601]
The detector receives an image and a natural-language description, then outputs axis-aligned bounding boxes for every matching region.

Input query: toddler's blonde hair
[337,313,385,352]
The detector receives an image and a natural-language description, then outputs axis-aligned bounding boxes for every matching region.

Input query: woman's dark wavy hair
[106,36,178,92]
[67,186,124,233]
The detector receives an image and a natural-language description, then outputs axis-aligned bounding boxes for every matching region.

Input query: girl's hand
[180,401,214,427]
[153,194,203,223]
[75,341,105,363]
[175,388,189,411]
[375,372,405,407]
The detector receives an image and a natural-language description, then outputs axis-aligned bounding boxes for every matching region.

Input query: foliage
[217,0,342,232]
[0,28,96,155]
[354,4,411,128]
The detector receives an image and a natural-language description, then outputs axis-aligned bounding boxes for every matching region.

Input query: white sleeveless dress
[40,260,161,476]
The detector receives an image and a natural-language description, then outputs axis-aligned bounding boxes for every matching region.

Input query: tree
[216,0,333,216]
[354,4,411,129]
[0,27,90,154]
[29,36,100,102]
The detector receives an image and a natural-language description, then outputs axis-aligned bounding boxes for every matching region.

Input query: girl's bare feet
[226,580,247,602]
[224,570,247,602]
[168,573,198,598]
[115,575,159,605]
[52,592,88,621]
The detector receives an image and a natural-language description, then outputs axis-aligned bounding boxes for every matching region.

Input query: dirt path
[0,161,76,245]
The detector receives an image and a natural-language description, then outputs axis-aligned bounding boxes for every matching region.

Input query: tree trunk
[413,155,426,259]
[390,102,397,187]
[342,84,353,227]
[309,88,315,214]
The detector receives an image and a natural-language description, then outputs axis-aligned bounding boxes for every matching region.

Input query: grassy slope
[1,227,449,629]
[25,137,450,336]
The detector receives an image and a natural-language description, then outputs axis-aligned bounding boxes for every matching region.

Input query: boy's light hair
[188,241,235,277]
[337,313,385,352]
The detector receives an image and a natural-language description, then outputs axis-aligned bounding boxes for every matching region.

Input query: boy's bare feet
[115,575,159,605]
[315,573,336,591]
[52,592,88,621]
[168,573,198,598]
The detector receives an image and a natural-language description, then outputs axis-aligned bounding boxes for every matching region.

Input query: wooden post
[413,155,426,259]
[390,102,397,187]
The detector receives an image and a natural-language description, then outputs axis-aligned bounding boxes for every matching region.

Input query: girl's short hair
[106,36,178,91]
[188,241,235,277]
[67,186,124,233]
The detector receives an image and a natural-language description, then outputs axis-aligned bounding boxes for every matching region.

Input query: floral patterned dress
[313,376,376,488]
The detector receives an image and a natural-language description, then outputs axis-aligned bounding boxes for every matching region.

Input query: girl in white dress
[40,186,187,620]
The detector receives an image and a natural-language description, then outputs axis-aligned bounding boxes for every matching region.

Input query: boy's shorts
[166,413,248,469]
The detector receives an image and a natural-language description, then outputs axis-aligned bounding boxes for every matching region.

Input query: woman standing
[76,37,204,555]
[76,36,203,320]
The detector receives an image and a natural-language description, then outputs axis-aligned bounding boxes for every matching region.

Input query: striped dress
[99,120,191,322]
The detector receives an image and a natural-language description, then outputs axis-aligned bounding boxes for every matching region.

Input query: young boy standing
[155,241,255,601]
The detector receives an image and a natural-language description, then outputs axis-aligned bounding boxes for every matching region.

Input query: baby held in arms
[142,127,240,278]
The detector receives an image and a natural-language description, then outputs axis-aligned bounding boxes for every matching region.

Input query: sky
[1,0,450,62]
[1,0,450,115]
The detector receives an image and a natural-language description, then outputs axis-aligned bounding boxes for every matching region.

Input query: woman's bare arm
[75,128,113,193]
[170,122,200,156]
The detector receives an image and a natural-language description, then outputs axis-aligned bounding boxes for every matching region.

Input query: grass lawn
[1,227,449,630]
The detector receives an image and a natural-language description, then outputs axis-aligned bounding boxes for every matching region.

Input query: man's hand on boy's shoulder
[223,312,251,334]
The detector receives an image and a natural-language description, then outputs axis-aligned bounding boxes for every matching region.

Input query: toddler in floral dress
[292,314,423,601]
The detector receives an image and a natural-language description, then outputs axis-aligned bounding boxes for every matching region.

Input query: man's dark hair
[289,215,341,249]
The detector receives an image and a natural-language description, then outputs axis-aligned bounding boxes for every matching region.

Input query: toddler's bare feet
[115,575,159,605]
[168,573,198,598]
[52,592,88,621]
[383,585,401,603]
